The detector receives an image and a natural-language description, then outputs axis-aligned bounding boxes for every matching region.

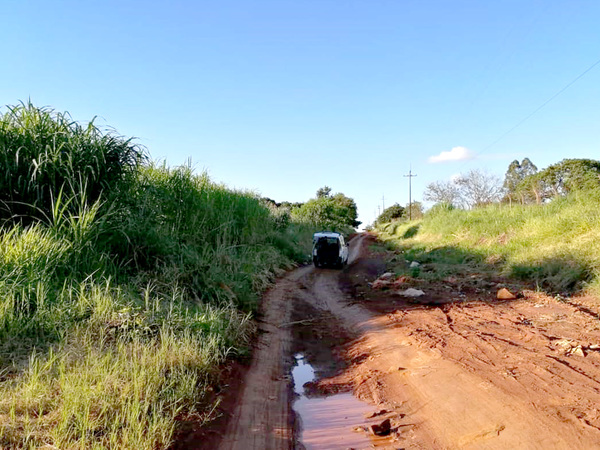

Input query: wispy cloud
[428,146,475,163]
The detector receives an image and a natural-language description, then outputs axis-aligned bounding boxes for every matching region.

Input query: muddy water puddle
[292,354,390,449]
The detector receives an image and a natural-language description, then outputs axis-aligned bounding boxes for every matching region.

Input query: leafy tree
[292,188,360,230]
[280,201,304,209]
[375,203,405,224]
[516,157,539,204]
[503,158,538,205]
[332,192,361,227]
[517,171,546,204]
[316,186,332,198]
[517,159,600,203]
[520,157,538,177]
[544,159,600,195]
[261,197,279,207]
[291,198,347,230]
[503,160,521,205]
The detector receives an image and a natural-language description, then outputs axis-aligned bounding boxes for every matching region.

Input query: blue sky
[2,1,600,226]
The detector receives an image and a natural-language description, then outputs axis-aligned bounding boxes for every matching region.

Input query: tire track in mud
[295,234,600,449]
[219,233,600,449]
[218,268,311,450]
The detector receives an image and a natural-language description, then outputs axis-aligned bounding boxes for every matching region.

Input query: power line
[463,4,552,121]
[475,55,600,158]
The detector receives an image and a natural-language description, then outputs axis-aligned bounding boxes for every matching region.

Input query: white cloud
[428,146,475,163]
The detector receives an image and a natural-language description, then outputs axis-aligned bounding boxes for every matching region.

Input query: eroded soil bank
[190,233,600,449]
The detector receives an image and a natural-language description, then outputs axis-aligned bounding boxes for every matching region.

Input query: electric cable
[474,55,600,158]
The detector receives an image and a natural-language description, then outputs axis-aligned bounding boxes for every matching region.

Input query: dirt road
[216,233,600,449]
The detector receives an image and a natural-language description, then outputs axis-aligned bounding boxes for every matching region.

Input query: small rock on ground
[397,288,425,297]
[368,418,392,436]
[497,288,517,300]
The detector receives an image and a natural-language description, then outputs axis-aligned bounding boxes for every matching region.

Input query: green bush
[375,203,405,225]
[291,188,360,232]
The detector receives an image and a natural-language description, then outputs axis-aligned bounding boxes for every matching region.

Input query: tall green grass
[0,284,251,449]
[377,195,600,293]
[108,162,301,310]
[0,101,142,224]
[0,103,315,448]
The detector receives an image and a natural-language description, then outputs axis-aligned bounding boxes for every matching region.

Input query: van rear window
[318,237,339,245]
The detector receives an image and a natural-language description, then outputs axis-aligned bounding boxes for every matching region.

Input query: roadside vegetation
[0,102,358,449]
[265,185,360,236]
[376,157,600,296]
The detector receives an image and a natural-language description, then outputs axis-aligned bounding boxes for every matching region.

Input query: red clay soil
[182,233,600,449]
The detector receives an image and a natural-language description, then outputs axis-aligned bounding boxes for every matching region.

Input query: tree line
[263,158,600,230]
[423,158,600,209]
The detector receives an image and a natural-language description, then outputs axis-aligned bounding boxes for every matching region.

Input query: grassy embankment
[0,103,314,449]
[376,197,600,295]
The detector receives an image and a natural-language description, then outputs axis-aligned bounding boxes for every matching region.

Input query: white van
[312,232,349,269]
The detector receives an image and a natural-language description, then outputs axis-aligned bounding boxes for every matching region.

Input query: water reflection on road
[292,354,381,450]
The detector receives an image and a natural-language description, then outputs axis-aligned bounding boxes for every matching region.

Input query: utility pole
[404,168,417,220]
[382,195,385,211]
